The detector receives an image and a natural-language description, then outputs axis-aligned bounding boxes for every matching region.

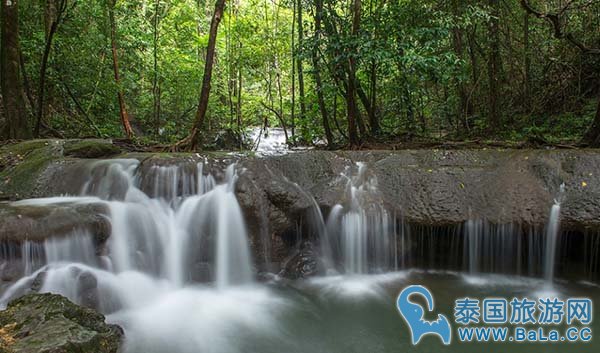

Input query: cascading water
[463,220,525,275]
[544,183,565,283]
[466,218,483,274]
[1,156,600,353]
[0,159,256,314]
[0,159,280,353]
[324,162,396,274]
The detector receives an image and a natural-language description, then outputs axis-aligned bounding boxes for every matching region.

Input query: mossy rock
[63,140,121,159]
[0,293,122,353]
[0,201,111,244]
[0,140,64,200]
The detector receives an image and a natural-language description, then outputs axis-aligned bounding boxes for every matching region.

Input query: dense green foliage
[1,0,600,147]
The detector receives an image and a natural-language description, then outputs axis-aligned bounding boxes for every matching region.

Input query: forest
[1,0,600,149]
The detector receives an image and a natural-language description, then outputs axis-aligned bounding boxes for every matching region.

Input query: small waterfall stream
[544,183,565,284]
[1,160,254,308]
[0,157,599,353]
[1,154,600,353]
[323,163,395,274]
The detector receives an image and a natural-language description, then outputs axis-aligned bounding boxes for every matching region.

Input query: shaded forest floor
[0,137,586,156]
[355,139,581,151]
[4,101,597,153]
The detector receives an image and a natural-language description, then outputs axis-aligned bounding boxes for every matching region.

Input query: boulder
[3,139,600,276]
[62,140,121,159]
[0,202,110,244]
[0,140,64,201]
[0,293,122,353]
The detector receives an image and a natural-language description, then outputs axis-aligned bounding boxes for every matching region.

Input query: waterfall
[544,183,565,283]
[0,229,97,305]
[1,159,254,309]
[466,219,482,274]
[249,127,290,155]
[324,162,395,274]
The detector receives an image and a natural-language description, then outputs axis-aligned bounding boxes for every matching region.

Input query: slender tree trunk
[108,0,134,139]
[184,0,227,149]
[582,94,600,146]
[296,0,306,130]
[452,0,471,131]
[35,21,57,137]
[275,66,289,143]
[19,49,35,115]
[226,0,234,125]
[152,0,161,136]
[332,94,347,139]
[290,0,295,138]
[523,11,531,111]
[272,4,288,143]
[35,0,65,137]
[346,0,361,147]
[467,29,479,93]
[517,0,600,145]
[320,2,360,142]
[487,0,502,132]
[1,0,30,139]
[368,60,379,134]
[355,81,372,131]
[312,0,333,146]
[366,0,380,135]
[197,0,204,59]
[236,66,242,134]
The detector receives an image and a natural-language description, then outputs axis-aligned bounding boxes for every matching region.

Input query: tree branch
[520,0,600,54]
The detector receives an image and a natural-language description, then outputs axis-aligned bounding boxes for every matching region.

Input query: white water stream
[0,159,265,353]
[0,159,597,353]
[323,163,395,274]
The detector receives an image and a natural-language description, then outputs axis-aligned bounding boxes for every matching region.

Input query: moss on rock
[63,140,121,159]
[0,293,122,353]
[0,140,64,200]
[0,139,121,200]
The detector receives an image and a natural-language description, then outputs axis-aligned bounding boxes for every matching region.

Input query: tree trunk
[487,0,501,132]
[108,0,134,139]
[290,0,295,139]
[296,0,306,130]
[19,49,35,114]
[236,66,242,135]
[518,0,600,145]
[226,0,234,126]
[523,11,531,111]
[346,0,361,147]
[152,0,161,136]
[368,60,379,134]
[35,0,64,137]
[1,0,30,139]
[452,0,471,131]
[272,5,288,144]
[367,0,380,135]
[355,81,371,132]
[312,0,333,146]
[183,0,226,149]
[582,94,600,147]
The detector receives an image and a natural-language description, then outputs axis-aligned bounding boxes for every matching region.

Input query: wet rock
[0,293,123,353]
[4,141,600,273]
[63,140,122,159]
[0,202,110,245]
[278,242,320,279]
[0,261,22,284]
[209,129,248,150]
[29,272,46,293]
[0,140,64,201]
[77,271,99,310]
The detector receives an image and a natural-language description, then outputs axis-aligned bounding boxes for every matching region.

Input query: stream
[0,149,599,352]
